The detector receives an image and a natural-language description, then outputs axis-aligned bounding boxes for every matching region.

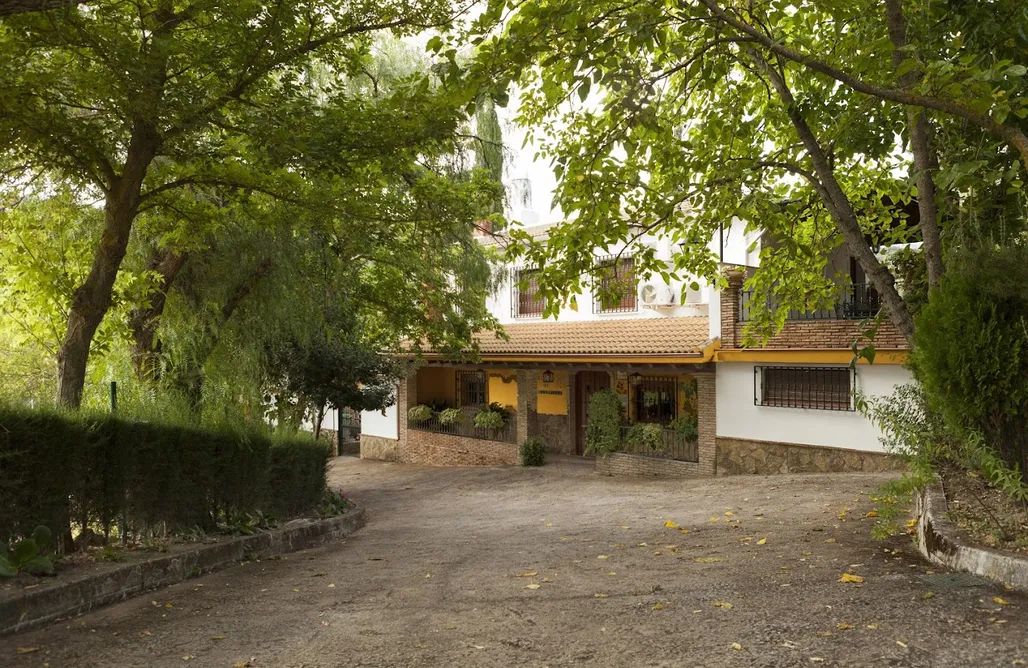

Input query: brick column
[516,369,539,448]
[695,373,717,474]
[395,366,418,463]
[720,268,744,349]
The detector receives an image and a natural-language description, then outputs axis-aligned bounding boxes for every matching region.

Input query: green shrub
[585,389,624,455]
[407,404,433,423]
[669,414,698,442]
[0,403,328,548]
[912,245,1028,481]
[473,406,506,429]
[520,437,546,466]
[437,407,465,426]
[0,525,54,578]
[624,423,664,451]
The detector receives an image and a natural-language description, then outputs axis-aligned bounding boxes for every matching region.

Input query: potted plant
[407,404,433,423]
[473,402,510,430]
[437,407,465,426]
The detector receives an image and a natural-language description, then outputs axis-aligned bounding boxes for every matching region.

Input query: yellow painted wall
[487,373,519,409]
[536,370,569,415]
[416,367,456,406]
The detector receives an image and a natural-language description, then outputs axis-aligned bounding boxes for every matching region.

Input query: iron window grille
[754,366,854,411]
[456,370,488,408]
[633,376,678,424]
[511,267,545,318]
[593,254,638,313]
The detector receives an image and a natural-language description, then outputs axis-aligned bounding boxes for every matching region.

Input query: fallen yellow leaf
[210,634,226,641]
[545,522,553,527]
[825,538,837,543]
[664,520,678,528]
[182,656,194,662]
[694,556,723,563]
[652,602,665,610]
[896,641,908,648]
[836,623,854,630]
[139,631,152,638]
[993,597,1011,605]
[15,647,41,654]
[233,662,252,668]
[620,525,630,529]
[515,572,538,577]
[865,511,879,518]
[731,642,744,650]
[594,593,608,598]
[597,555,609,560]
[756,538,767,545]
[905,519,917,528]
[838,573,865,584]
[725,511,735,518]
[710,516,719,522]
[652,551,662,556]
[711,600,734,609]
[523,584,541,590]
[866,624,879,630]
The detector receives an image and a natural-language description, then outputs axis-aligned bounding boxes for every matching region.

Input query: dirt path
[3,457,1026,667]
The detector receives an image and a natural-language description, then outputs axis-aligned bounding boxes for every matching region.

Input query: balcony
[739,283,880,322]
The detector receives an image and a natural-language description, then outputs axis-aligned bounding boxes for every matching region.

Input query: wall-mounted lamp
[542,370,555,384]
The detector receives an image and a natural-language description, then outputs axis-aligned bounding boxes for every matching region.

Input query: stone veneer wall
[596,453,703,478]
[719,269,907,349]
[536,413,572,454]
[401,429,519,466]
[359,435,397,461]
[716,437,905,475]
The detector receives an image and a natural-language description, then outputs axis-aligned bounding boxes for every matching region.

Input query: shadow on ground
[2,456,1025,667]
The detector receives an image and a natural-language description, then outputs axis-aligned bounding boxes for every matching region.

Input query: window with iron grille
[457,370,487,408]
[633,376,678,424]
[511,267,545,318]
[593,254,638,313]
[754,366,854,411]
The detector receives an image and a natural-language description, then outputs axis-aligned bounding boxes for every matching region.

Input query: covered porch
[385,316,719,474]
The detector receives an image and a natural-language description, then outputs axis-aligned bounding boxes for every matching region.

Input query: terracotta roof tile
[467,316,710,356]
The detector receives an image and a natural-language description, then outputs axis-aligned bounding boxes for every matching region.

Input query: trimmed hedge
[0,405,329,544]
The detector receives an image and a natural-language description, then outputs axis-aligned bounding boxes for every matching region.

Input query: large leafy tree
[0,0,459,407]
[462,0,1028,344]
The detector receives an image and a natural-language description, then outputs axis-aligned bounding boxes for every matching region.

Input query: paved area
[3,456,1027,667]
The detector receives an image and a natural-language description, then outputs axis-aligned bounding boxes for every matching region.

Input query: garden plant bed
[0,504,366,635]
[940,465,1028,555]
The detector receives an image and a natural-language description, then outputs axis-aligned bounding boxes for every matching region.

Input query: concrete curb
[0,505,367,636]
[916,483,1028,591]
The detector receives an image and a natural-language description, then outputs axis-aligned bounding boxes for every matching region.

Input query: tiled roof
[463,316,711,356]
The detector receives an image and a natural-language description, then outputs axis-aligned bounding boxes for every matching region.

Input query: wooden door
[575,371,611,455]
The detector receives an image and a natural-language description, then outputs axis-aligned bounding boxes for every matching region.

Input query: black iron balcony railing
[739,283,880,322]
[616,425,699,463]
[408,411,518,444]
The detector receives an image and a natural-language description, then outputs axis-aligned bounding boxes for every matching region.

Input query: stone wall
[401,428,519,466]
[596,452,702,478]
[536,413,572,454]
[695,374,717,474]
[359,434,398,461]
[716,437,905,475]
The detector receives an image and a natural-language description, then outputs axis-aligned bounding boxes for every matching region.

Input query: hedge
[0,404,329,545]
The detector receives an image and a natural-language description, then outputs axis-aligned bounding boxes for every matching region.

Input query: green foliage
[0,525,53,578]
[94,546,128,563]
[624,423,664,451]
[584,389,624,456]
[520,437,546,467]
[319,488,352,518]
[221,510,278,537]
[912,245,1028,481]
[0,403,328,546]
[437,408,465,426]
[669,415,698,442]
[473,404,508,429]
[407,405,433,423]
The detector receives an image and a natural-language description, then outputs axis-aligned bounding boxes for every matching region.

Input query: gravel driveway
[3,456,1026,667]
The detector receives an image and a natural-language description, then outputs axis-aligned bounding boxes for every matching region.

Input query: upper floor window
[754,366,853,411]
[511,267,545,318]
[456,370,487,407]
[594,254,638,313]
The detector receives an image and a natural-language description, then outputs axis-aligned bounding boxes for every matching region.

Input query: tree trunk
[313,403,325,440]
[752,52,917,343]
[56,123,160,408]
[884,0,945,288]
[129,249,188,382]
